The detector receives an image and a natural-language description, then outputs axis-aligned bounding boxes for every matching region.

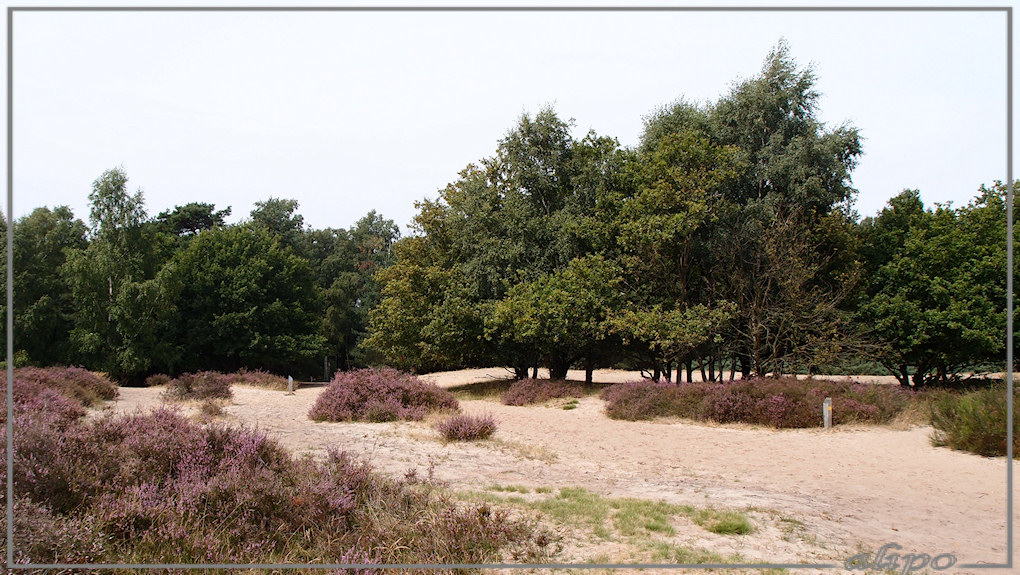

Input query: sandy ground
[96,369,1013,573]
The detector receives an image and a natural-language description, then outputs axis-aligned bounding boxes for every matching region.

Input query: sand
[96,368,1013,573]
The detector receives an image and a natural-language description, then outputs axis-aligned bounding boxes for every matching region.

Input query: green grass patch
[563,399,580,410]
[692,508,755,535]
[487,484,531,494]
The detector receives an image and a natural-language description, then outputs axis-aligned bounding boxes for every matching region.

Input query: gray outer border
[3,3,1013,571]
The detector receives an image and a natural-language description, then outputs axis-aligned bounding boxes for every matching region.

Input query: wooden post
[287,375,294,396]
[823,397,832,429]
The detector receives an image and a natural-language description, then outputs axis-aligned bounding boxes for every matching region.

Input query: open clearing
[96,368,1010,573]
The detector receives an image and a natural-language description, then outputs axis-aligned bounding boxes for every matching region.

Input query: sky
[6,2,1012,235]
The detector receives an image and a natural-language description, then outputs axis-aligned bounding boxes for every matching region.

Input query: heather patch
[161,371,233,401]
[601,377,912,428]
[436,413,498,441]
[501,379,584,406]
[309,368,459,423]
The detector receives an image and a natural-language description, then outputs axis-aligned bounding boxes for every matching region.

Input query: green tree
[858,186,1011,386]
[250,197,307,255]
[640,40,863,378]
[487,255,624,381]
[63,168,172,379]
[167,223,324,375]
[155,202,231,237]
[0,207,87,365]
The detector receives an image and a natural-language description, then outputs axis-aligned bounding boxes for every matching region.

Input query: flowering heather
[501,379,584,406]
[309,368,459,423]
[436,413,498,441]
[161,371,234,401]
[13,366,117,407]
[601,377,912,429]
[0,405,550,565]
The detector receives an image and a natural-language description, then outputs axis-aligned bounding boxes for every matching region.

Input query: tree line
[2,42,1013,386]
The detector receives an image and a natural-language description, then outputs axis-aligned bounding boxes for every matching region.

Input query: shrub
[930,385,1018,457]
[143,373,171,387]
[162,371,233,401]
[309,368,459,423]
[601,377,913,429]
[229,368,290,390]
[14,366,118,407]
[436,413,498,441]
[502,379,584,406]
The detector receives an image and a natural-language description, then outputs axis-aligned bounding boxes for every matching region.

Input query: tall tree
[63,168,170,379]
[0,207,87,365]
[167,223,324,375]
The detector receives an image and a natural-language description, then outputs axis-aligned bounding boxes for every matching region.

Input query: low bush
[502,379,584,406]
[309,368,459,423]
[143,373,171,387]
[2,393,552,565]
[229,368,290,390]
[601,377,912,429]
[161,371,233,401]
[436,413,498,441]
[930,385,1018,457]
[14,366,117,407]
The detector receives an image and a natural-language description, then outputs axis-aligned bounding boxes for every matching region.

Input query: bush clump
[601,377,912,429]
[143,373,171,387]
[930,384,1018,457]
[309,368,459,423]
[161,371,234,401]
[13,366,117,407]
[502,379,584,406]
[436,413,498,441]
[228,368,291,390]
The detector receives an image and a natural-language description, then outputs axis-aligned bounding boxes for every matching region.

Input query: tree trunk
[699,359,708,383]
[686,360,694,384]
[548,357,570,381]
[584,357,594,385]
[532,366,539,379]
[652,366,661,382]
[514,365,529,380]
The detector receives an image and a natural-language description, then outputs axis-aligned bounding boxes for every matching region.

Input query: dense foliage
[1,41,1012,387]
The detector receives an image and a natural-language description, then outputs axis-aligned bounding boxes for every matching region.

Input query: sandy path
[97,372,1013,572]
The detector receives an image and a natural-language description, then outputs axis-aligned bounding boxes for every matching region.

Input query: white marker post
[287,375,294,396]
[823,397,832,429]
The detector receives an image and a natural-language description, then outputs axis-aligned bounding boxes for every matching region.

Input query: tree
[63,168,170,379]
[487,255,623,381]
[857,186,1011,386]
[155,202,231,236]
[250,197,306,255]
[309,211,400,371]
[0,207,87,365]
[166,223,325,375]
[639,40,864,378]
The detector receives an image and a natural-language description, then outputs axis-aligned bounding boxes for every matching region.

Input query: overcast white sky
[6,2,1012,234]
